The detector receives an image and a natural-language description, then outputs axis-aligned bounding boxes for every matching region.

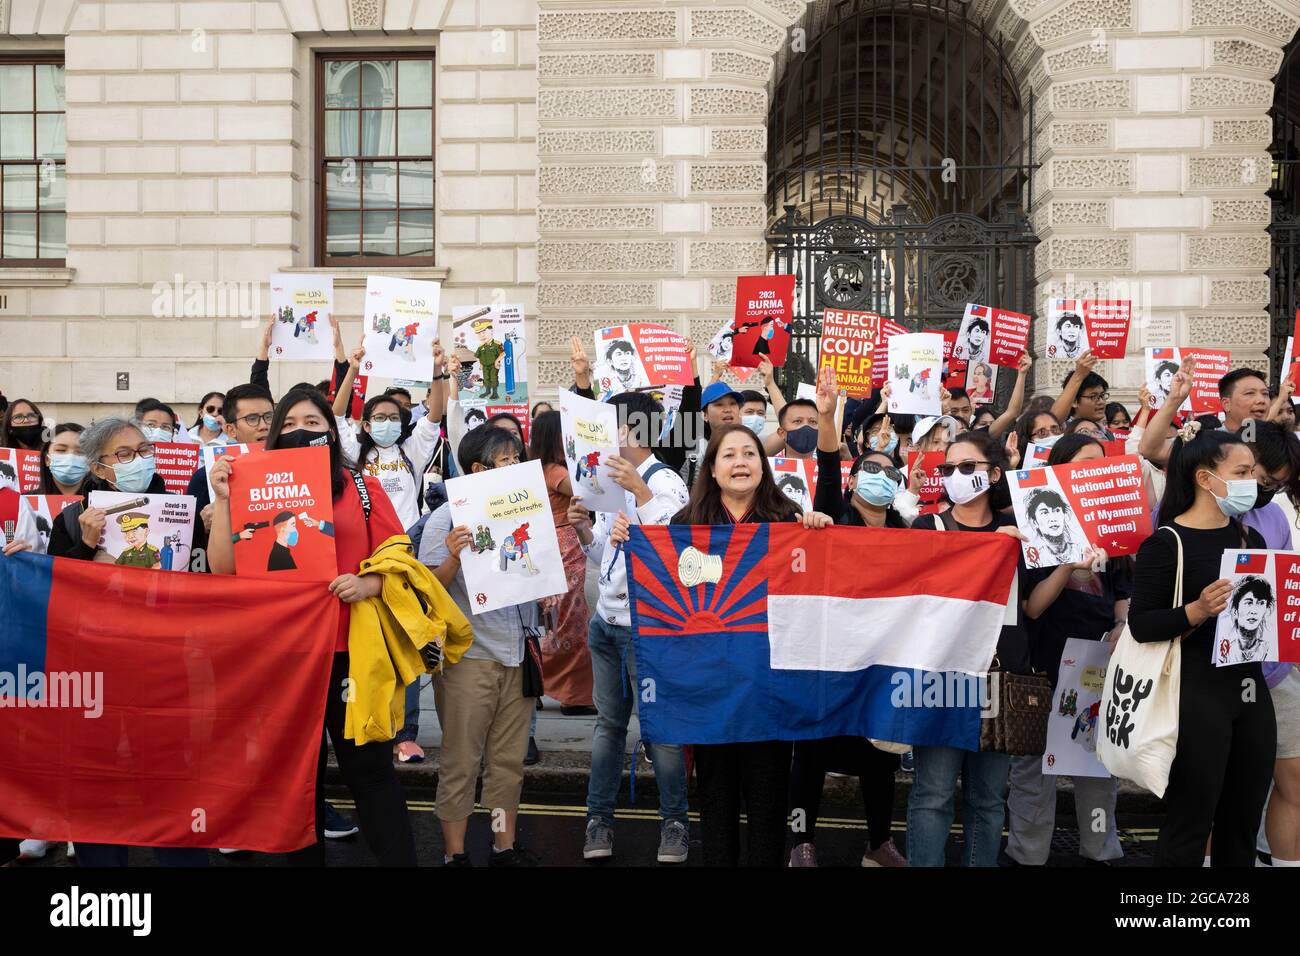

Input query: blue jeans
[394,679,422,745]
[586,617,688,824]
[906,745,1011,867]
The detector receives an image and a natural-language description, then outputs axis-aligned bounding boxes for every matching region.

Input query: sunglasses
[858,460,903,484]
[936,459,991,477]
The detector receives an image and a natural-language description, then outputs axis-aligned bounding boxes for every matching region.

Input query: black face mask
[7,423,42,447]
[275,428,332,451]
[1254,485,1278,510]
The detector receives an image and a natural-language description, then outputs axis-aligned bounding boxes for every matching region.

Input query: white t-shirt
[337,413,440,529]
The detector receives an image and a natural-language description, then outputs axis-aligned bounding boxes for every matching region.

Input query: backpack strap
[350,470,372,524]
[642,460,671,485]
[935,507,959,532]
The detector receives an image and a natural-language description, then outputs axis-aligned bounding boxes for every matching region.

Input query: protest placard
[1046,298,1132,361]
[731,275,796,368]
[872,318,907,387]
[87,491,197,572]
[925,328,965,389]
[451,303,528,405]
[21,495,82,552]
[1144,347,1231,414]
[445,459,567,615]
[153,441,202,495]
[202,442,263,503]
[907,450,946,515]
[0,447,42,493]
[269,273,334,362]
[1008,455,1151,569]
[361,275,441,379]
[1042,638,1113,778]
[886,333,944,416]
[818,309,880,398]
[955,303,1030,367]
[592,323,693,400]
[559,390,625,514]
[965,359,999,407]
[1212,551,1300,666]
[769,456,852,513]
[226,445,337,581]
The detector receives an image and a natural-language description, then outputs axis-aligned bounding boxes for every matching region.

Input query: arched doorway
[1269,34,1300,379]
[766,0,1039,393]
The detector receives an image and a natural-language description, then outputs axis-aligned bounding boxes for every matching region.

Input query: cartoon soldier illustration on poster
[473,317,505,399]
[498,521,540,575]
[471,524,496,555]
[115,512,162,569]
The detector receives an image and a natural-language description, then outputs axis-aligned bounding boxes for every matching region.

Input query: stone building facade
[0,0,1293,422]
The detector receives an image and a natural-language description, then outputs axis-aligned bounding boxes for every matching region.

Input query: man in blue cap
[681,381,742,486]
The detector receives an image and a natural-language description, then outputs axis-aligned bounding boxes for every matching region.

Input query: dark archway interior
[1269,33,1300,376]
[767,0,1034,227]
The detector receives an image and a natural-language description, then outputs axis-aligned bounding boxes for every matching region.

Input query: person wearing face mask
[188,391,227,447]
[904,429,1030,867]
[207,388,419,867]
[38,422,90,497]
[770,399,822,461]
[134,398,194,447]
[739,389,769,437]
[332,343,442,530]
[1006,433,1129,867]
[0,398,46,451]
[781,367,910,867]
[1129,425,1274,866]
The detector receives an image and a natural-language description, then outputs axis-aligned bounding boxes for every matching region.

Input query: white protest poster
[1042,638,1112,778]
[954,303,992,365]
[202,442,262,503]
[886,332,944,416]
[1212,551,1293,666]
[445,459,567,615]
[87,491,197,572]
[361,275,441,380]
[450,303,527,404]
[591,324,693,400]
[770,457,815,513]
[795,382,818,402]
[1044,299,1090,363]
[631,384,684,442]
[1007,466,1091,570]
[269,273,334,362]
[559,390,625,514]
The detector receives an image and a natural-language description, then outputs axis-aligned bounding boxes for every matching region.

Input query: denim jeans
[906,745,1011,867]
[586,617,688,824]
[394,679,422,745]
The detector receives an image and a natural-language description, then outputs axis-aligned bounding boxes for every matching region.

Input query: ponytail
[1158,426,1245,527]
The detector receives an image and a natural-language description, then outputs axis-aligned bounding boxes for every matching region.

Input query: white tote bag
[1097,526,1183,798]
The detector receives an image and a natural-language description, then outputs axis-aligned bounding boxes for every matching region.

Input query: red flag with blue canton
[1236,553,1268,574]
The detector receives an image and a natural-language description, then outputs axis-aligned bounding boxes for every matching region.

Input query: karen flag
[626,523,1019,750]
[0,550,337,853]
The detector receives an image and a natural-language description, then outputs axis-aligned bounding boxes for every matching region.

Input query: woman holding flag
[781,366,909,868]
[658,422,831,866]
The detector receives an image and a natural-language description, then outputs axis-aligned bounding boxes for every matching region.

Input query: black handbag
[521,628,545,698]
[979,666,1052,755]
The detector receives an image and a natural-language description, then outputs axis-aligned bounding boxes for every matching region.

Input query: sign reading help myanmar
[817,309,880,398]
[1008,455,1151,569]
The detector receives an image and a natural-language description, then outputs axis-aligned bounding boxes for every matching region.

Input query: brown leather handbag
[979,667,1053,755]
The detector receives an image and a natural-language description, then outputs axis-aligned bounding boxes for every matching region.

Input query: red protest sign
[625,323,694,386]
[1046,299,1132,361]
[1102,439,1128,459]
[732,275,796,368]
[925,328,966,389]
[330,366,367,419]
[1009,455,1152,568]
[871,318,908,388]
[819,309,881,398]
[153,441,202,495]
[1288,312,1300,388]
[956,303,1029,368]
[1186,348,1231,415]
[227,445,337,581]
[907,450,946,515]
[0,446,42,492]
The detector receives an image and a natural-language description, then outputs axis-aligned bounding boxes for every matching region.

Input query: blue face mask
[111,455,156,493]
[855,469,898,507]
[142,426,173,444]
[202,415,221,431]
[742,414,766,434]
[369,420,402,448]
[1206,471,1258,518]
[867,430,898,456]
[286,529,300,547]
[49,453,89,486]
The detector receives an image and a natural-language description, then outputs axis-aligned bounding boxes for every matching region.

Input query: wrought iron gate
[1269,34,1300,379]
[766,0,1039,398]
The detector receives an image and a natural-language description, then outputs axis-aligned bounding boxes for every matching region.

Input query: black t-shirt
[267,542,297,571]
[1024,557,1133,687]
[911,509,1031,673]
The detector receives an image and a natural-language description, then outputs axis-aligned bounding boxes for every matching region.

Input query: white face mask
[942,467,991,505]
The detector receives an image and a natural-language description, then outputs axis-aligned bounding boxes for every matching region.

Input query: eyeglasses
[9,412,39,425]
[1031,426,1063,440]
[858,460,903,484]
[1080,391,1110,402]
[369,414,403,424]
[236,412,275,427]
[1259,475,1289,492]
[100,444,155,465]
[937,460,991,477]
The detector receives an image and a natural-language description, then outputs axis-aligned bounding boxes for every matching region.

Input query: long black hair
[527,410,564,469]
[1047,433,1104,467]
[1245,419,1300,511]
[1013,409,1061,459]
[457,422,523,474]
[192,391,225,429]
[1157,427,1248,527]
[355,394,411,467]
[951,428,1011,511]
[672,423,799,525]
[266,387,347,498]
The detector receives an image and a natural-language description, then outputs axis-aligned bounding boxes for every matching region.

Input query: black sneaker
[523,736,540,766]
[489,843,540,867]
[323,803,359,840]
[444,852,471,867]
[560,705,598,716]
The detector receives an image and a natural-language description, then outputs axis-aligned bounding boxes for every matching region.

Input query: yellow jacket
[345,535,474,744]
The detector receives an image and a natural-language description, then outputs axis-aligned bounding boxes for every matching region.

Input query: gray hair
[81,417,143,464]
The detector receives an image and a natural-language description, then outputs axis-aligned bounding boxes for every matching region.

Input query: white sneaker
[65,843,75,859]
[18,840,48,860]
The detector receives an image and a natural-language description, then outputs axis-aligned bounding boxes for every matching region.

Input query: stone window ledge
[0,267,75,287]
[279,267,450,288]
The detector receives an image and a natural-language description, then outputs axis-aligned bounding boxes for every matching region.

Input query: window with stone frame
[0,56,65,265]
[317,52,435,266]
